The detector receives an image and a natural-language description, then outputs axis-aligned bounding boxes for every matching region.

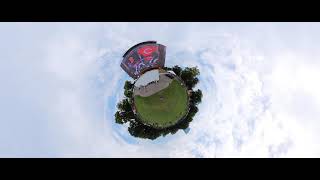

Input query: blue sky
[0,22,319,157]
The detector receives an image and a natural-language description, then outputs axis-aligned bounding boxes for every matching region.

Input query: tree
[124,89,133,98]
[189,67,200,77]
[115,111,130,124]
[115,111,123,124]
[128,121,162,140]
[190,77,199,89]
[117,99,132,112]
[180,67,200,89]
[124,80,133,91]
[191,89,202,105]
[176,119,190,130]
[124,80,134,99]
[115,99,135,124]
[116,100,125,111]
[188,104,198,118]
[172,65,182,76]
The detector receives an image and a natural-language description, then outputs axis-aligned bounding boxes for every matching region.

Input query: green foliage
[117,99,132,112]
[123,80,134,99]
[124,89,133,98]
[172,65,182,76]
[188,104,199,118]
[181,67,199,80]
[128,121,162,140]
[124,80,133,91]
[115,111,123,124]
[115,111,130,124]
[180,66,200,89]
[190,89,203,105]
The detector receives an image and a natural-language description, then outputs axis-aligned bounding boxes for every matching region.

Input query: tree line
[115,65,202,140]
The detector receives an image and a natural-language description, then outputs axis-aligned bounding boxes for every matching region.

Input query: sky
[0,22,319,157]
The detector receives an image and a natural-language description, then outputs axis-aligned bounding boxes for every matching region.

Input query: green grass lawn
[134,79,188,129]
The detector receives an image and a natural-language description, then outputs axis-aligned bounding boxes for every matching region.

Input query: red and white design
[121,42,166,79]
[137,45,158,59]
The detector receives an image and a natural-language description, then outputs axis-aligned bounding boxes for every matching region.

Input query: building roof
[134,69,160,87]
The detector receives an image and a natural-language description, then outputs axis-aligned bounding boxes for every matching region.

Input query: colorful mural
[121,42,166,79]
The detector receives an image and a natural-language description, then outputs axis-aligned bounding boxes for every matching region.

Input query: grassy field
[134,79,188,128]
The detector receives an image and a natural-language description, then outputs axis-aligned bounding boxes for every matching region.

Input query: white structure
[167,70,176,75]
[134,69,160,88]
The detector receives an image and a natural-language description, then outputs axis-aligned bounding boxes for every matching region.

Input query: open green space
[134,79,189,129]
